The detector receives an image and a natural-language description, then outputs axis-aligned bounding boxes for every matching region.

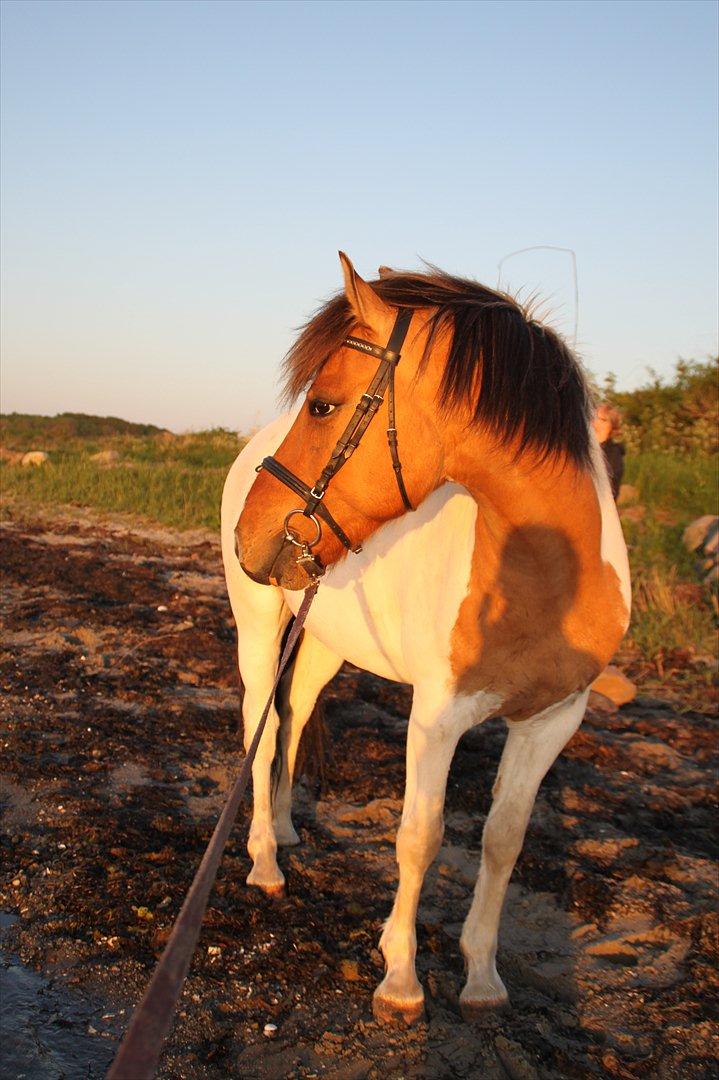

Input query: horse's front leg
[374,691,472,1025]
[459,690,587,1017]
[237,605,292,897]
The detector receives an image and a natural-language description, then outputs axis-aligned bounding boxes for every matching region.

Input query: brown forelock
[282,268,592,467]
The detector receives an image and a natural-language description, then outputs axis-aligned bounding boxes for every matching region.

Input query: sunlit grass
[621,452,716,660]
[1,431,245,530]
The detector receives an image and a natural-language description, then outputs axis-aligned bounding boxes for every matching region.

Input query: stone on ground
[21,451,48,466]
[682,515,718,554]
[90,449,120,465]
[590,665,637,707]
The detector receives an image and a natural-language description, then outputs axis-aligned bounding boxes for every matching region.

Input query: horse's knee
[481,806,525,872]
[396,812,444,870]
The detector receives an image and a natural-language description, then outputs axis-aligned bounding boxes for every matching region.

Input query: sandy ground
[0,504,717,1079]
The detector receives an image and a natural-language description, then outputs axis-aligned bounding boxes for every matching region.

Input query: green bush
[603,357,718,455]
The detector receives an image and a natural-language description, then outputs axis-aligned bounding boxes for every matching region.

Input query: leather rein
[258,306,415,577]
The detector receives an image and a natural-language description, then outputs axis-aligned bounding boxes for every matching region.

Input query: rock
[90,449,120,465]
[335,797,401,827]
[590,666,637,706]
[620,504,646,523]
[617,484,640,506]
[574,837,639,865]
[586,939,640,964]
[315,1031,344,1053]
[21,451,49,467]
[625,739,683,771]
[683,515,718,553]
[588,690,618,713]
[339,959,361,981]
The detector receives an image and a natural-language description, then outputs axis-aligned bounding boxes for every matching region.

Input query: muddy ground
[0,504,717,1079]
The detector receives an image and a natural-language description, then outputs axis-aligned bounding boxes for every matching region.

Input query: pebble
[263,1022,278,1038]
[339,959,361,981]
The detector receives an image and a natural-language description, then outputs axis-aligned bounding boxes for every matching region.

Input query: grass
[620,452,717,665]
[1,431,244,530]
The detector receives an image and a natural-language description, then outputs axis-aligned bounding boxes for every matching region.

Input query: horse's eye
[308,400,336,418]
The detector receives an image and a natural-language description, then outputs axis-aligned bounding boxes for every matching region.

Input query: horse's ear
[339,251,391,328]
[378,265,394,279]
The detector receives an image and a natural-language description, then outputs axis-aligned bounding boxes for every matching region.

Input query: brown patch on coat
[449,457,628,721]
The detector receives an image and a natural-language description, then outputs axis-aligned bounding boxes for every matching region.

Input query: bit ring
[284,509,321,549]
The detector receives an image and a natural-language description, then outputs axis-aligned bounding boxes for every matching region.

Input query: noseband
[257,306,414,577]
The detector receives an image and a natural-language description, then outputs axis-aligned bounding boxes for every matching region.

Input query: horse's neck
[445,430,603,556]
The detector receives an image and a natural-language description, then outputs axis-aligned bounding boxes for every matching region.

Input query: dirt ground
[0,504,717,1079]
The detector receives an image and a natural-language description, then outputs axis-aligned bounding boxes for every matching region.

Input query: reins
[107,582,319,1080]
[108,305,416,1077]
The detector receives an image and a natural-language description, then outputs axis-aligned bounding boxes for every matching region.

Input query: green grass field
[2,425,716,671]
[1,430,244,530]
[621,453,716,662]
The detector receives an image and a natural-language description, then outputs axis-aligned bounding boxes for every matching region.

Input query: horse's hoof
[260,881,286,898]
[372,993,425,1027]
[246,868,285,897]
[460,993,510,1021]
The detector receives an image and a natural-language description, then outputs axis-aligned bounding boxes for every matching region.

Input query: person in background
[593,402,625,500]
[589,401,636,705]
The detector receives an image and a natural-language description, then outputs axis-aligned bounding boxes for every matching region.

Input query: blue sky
[1,0,717,431]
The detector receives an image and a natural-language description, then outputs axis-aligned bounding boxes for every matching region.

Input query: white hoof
[246,863,285,897]
[373,974,425,1026]
[460,973,509,1020]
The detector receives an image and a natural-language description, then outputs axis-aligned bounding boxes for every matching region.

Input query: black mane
[283,267,592,466]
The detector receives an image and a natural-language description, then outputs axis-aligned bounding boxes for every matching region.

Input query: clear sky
[1,0,717,432]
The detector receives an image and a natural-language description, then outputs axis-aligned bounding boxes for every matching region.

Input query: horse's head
[238,254,445,589]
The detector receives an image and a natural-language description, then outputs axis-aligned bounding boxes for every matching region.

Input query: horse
[221,253,630,1025]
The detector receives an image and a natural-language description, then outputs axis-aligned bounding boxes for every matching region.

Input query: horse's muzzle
[239,531,315,592]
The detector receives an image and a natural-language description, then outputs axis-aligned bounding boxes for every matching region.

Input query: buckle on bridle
[284,509,325,577]
[295,545,325,579]
[284,509,322,549]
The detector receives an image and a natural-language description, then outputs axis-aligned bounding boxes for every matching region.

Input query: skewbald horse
[222,254,630,1023]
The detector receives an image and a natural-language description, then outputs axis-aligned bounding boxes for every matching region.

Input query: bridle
[257,306,415,577]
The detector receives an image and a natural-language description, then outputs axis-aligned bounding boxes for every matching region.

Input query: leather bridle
[257,306,415,577]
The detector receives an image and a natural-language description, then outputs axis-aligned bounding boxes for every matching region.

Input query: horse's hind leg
[459,690,588,1017]
[271,630,343,845]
